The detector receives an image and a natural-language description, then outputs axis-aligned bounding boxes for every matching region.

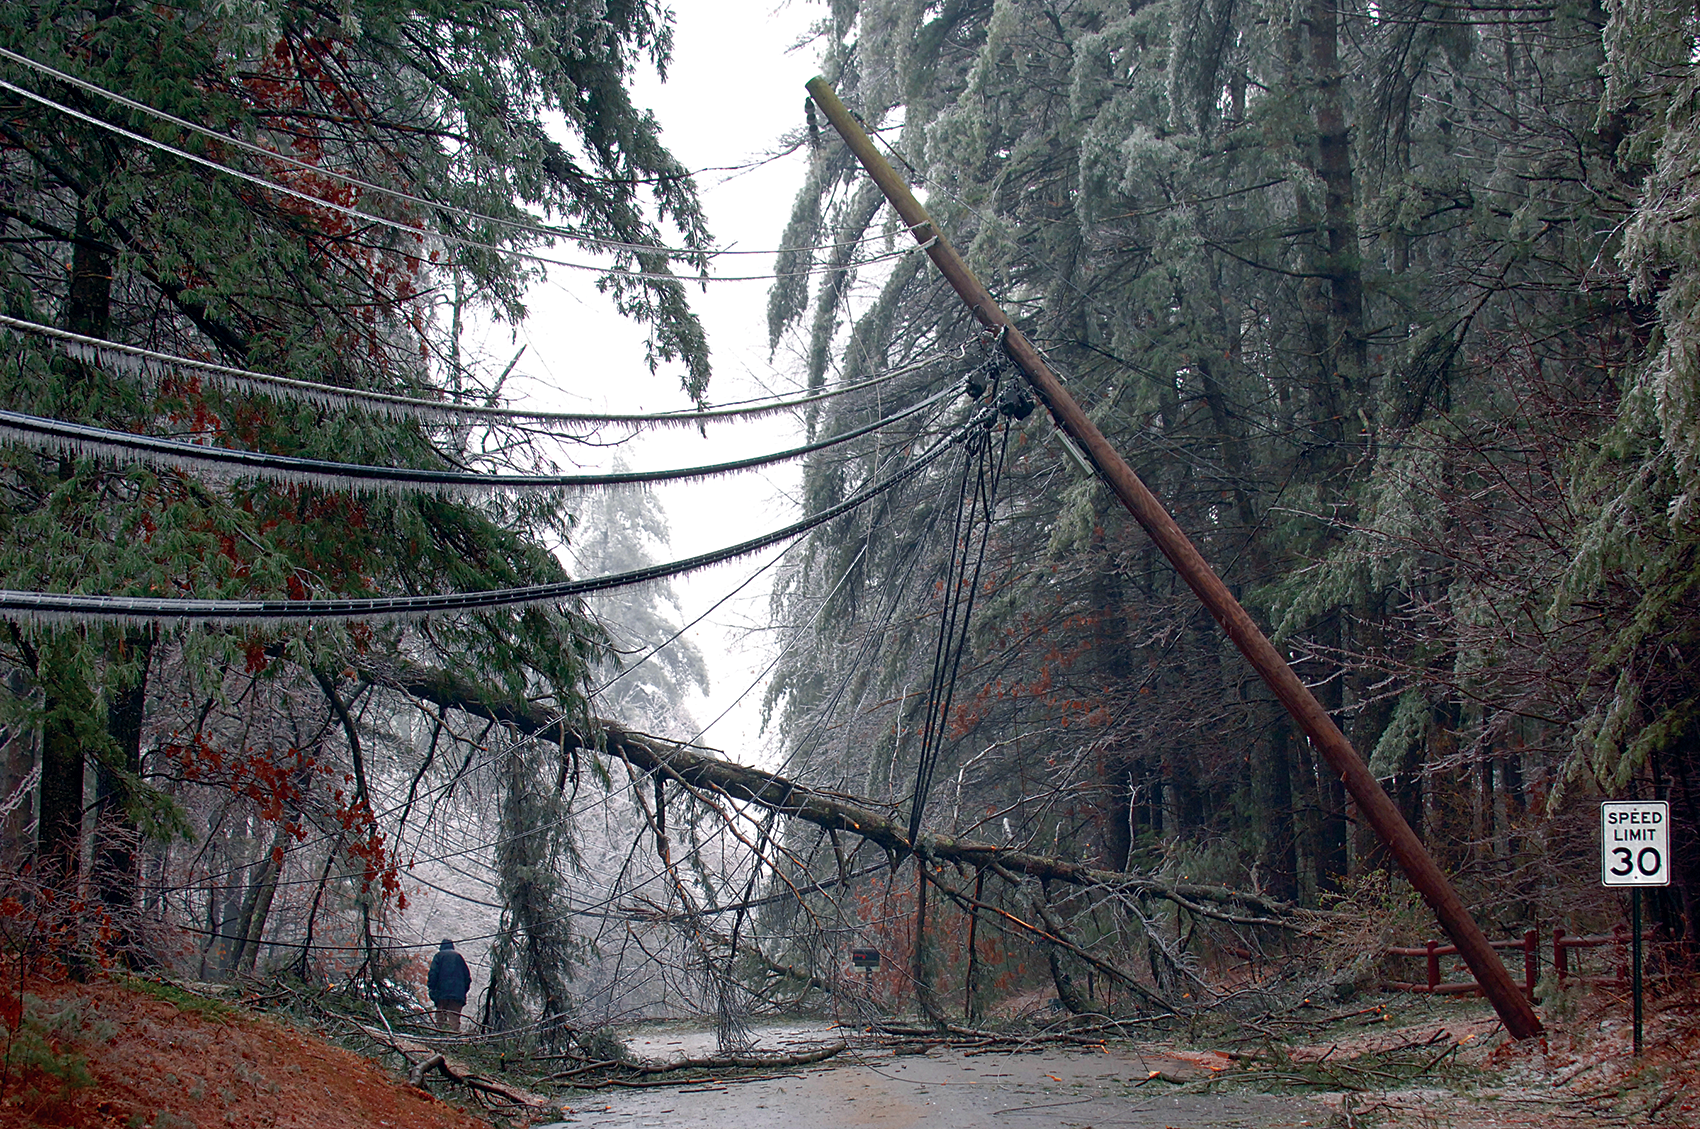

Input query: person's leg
[443,1002,463,1032]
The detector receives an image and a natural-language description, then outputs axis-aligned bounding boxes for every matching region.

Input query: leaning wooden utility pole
[806,76,1542,1040]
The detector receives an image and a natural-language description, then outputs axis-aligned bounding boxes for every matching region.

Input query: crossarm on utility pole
[804,75,1541,1040]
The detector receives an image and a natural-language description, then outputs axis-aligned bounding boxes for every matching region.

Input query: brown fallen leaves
[0,971,490,1129]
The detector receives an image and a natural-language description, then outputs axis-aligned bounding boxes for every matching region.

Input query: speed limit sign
[1601,801,1670,886]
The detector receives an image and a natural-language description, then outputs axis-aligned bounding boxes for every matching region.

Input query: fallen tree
[390,663,1323,928]
[379,663,1345,1020]
[540,1040,848,1084]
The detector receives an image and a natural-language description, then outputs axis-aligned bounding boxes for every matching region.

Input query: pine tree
[768,0,1646,944]
[0,0,711,971]
[573,477,708,736]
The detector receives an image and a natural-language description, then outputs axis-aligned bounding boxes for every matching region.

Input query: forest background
[2,0,1699,1046]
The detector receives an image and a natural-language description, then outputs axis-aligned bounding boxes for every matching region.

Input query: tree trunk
[1307,0,1367,395]
[1258,716,1299,901]
[37,199,117,890]
[229,821,290,976]
[912,863,944,1023]
[37,641,94,890]
[0,671,36,858]
[1103,756,1137,873]
[94,633,152,913]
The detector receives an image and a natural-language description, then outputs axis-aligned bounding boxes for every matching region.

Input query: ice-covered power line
[0,74,933,284]
[0,415,978,626]
[0,45,908,262]
[0,384,957,496]
[0,314,943,430]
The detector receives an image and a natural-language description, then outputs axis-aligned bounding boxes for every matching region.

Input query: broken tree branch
[385,664,1321,928]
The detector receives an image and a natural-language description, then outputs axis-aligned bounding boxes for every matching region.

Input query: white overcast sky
[492,1,830,765]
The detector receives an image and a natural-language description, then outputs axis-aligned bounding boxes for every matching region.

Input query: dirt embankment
[0,972,487,1129]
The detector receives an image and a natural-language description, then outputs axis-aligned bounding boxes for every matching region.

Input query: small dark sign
[851,948,880,969]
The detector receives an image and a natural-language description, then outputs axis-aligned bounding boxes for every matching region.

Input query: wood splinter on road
[803,75,1543,1041]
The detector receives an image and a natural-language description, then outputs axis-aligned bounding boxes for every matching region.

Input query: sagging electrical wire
[0,381,959,497]
[0,46,912,264]
[0,75,936,285]
[0,313,945,430]
[765,348,1035,786]
[50,411,977,918]
[906,370,1016,849]
[768,455,961,784]
[0,408,984,626]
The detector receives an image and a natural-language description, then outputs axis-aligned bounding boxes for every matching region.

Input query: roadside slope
[0,972,490,1129]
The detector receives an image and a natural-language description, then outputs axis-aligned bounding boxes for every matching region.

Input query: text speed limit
[1601,801,1670,887]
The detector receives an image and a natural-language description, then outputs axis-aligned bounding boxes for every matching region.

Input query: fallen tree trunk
[388,664,1320,926]
[878,1019,1165,1044]
[542,1040,847,1083]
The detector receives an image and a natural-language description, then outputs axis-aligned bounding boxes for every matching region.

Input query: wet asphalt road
[543,1042,1335,1129]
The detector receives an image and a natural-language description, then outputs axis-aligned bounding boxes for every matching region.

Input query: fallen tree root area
[0,972,488,1129]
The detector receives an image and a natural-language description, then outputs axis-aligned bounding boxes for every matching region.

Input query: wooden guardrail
[1384,925,1649,1001]
[1552,925,1630,990]
[1385,930,1539,1000]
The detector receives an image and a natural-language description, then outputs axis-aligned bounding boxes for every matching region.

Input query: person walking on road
[428,939,472,1032]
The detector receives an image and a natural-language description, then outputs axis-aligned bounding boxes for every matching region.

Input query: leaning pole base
[804,75,1542,1040]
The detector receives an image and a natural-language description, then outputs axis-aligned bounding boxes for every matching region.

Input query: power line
[0,313,943,430]
[0,383,956,496]
[768,448,964,784]
[0,414,977,625]
[0,74,934,285]
[0,45,909,263]
[592,541,799,699]
[907,418,1011,847]
[668,391,975,746]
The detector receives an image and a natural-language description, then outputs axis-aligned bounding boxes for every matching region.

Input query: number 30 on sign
[1601,801,1670,887]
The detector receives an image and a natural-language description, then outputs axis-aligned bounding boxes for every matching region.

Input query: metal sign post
[852,947,881,994]
[1601,800,1670,1055]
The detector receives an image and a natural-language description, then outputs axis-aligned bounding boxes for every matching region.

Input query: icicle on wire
[0,314,944,430]
[0,383,960,497]
[0,412,984,627]
[0,76,935,285]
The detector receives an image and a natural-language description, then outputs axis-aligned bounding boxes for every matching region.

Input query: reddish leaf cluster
[161,736,314,830]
